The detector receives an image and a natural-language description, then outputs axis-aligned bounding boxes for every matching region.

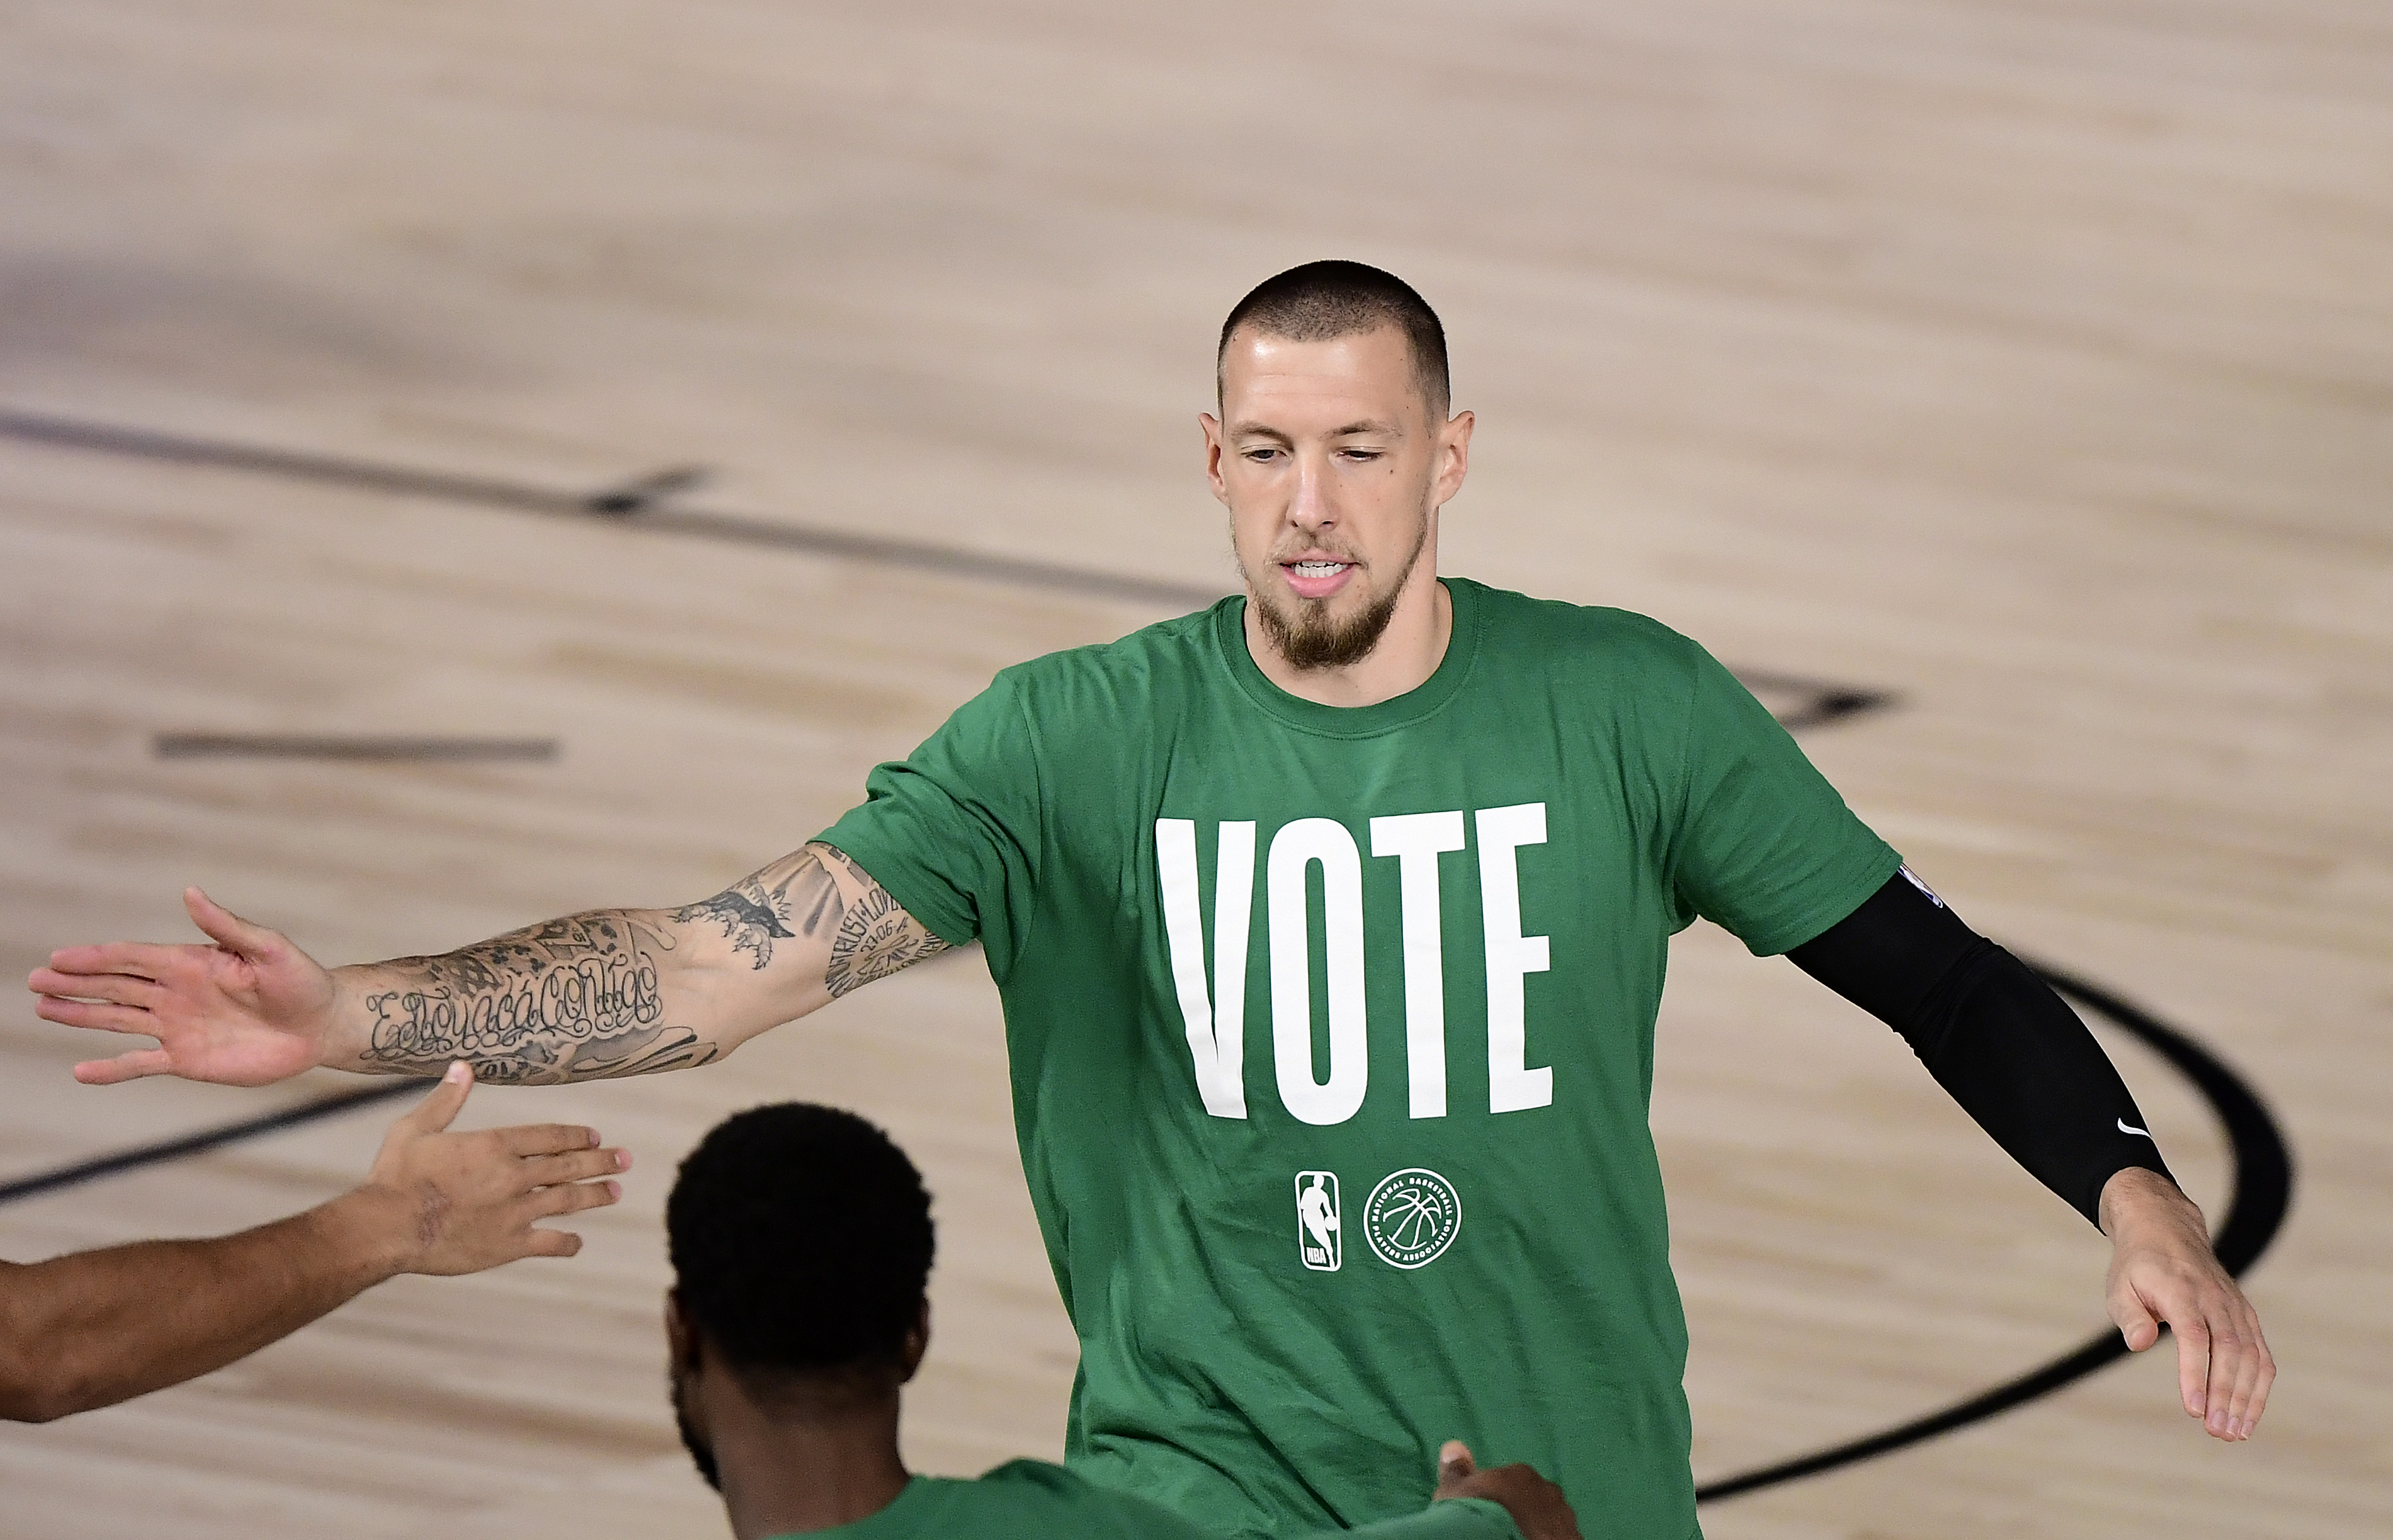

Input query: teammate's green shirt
[779,1459,1521,1539]
[819,579,1901,1540]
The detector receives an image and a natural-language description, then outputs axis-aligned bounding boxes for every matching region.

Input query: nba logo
[1295,1171,1341,1271]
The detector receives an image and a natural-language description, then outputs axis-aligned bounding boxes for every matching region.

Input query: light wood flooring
[2,3,2387,1536]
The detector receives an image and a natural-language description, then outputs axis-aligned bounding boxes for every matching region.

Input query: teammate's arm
[28,842,945,1087]
[1787,871,2275,1442]
[0,1065,623,1422]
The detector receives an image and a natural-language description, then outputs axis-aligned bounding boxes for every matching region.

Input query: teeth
[1290,561,1348,575]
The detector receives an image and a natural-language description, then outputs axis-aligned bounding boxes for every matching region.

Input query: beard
[1243,509,1431,672]
[671,1373,722,1493]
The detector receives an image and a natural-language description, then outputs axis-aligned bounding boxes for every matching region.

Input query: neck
[1244,562,1452,708]
[712,1388,911,1539]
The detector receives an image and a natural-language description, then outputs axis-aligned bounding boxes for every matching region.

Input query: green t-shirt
[777,1460,1523,1539]
[819,579,1900,1540]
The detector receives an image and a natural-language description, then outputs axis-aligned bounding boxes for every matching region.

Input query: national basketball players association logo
[1363,1168,1462,1269]
[1295,1171,1341,1271]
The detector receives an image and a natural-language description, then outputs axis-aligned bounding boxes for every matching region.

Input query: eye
[1242,447,1282,463]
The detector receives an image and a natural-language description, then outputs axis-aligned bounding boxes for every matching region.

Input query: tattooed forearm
[360,912,716,1084]
[357,846,952,1080]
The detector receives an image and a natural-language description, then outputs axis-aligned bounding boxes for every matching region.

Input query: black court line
[3,408,1893,729]
[0,1079,429,1206]
[1693,960,2294,1503]
[7,399,2273,1496]
[0,408,1220,609]
[0,959,2291,1505]
[156,733,560,762]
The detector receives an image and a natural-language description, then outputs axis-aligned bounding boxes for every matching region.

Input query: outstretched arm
[0,1064,625,1422]
[28,842,946,1087]
[1788,869,2275,1442]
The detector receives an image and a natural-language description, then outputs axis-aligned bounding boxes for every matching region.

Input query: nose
[1289,451,1333,531]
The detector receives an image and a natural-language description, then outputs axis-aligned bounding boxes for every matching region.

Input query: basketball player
[31,263,2271,1537]
[1,1063,624,1421]
[666,1101,1573,1537]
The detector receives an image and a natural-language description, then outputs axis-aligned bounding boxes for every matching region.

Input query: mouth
[1278,557,1357,601]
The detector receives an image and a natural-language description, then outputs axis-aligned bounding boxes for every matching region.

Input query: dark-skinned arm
[0,1065,623,1422]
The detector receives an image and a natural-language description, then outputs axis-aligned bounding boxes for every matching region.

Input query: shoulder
[979,601,1229,733]
[969,1461,1212,1536]
[993,601,1226,694]
[1452,579,1710,685]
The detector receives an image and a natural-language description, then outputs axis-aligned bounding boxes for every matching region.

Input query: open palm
[28,888,336,1087]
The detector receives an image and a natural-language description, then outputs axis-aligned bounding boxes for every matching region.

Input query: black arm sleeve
[1786,870,2175,1228]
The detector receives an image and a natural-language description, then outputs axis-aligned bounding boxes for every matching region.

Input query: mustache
[1270,544,1364,567]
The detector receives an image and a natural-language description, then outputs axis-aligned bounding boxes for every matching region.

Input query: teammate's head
[664,1103,934,1491]
[1203,261,1473,674]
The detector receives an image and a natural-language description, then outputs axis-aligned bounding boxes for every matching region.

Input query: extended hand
[356,1063,629,1274]
[2101,1167,2275,1441]
[29,887,336,1086]
[1433,1441,1581,1540]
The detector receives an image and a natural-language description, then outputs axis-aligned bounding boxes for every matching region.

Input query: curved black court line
[1,407,1894,731]
[0,1079,429,1206]
[1693,958,2294,1503]
[155,733,560,762]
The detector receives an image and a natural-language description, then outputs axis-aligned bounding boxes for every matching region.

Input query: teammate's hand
[29,887,338,1087]
[349,1063,629,1274]
[1433,1440,1581,1540]
[2100,1167,2275,1441]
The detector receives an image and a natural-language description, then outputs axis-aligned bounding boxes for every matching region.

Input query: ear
[1199,412,1231,506]
[665,1289,700,1373]
[1433,409,1474,507]
[898,1298,932,1384]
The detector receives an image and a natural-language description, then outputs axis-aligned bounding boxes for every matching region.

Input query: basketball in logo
[1363,1167,1462,1269]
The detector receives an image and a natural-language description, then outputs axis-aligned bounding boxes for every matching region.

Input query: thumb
[2111,1286,2164,1353]
[1438,1440,1475,1483]
[397,1062,474,1135]
[185,886,275,954]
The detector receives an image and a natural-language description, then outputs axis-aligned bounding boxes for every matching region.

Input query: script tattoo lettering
[362,914,715,1084]
[821,846,948,997]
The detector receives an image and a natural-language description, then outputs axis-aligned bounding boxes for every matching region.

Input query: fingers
[521,1228,586,1259]
[2172,1315,2212,1424]
[27,967,161,1007]
[496,1123,603,1158]
[2228,1322,2276,1438]
[36,942,184,981]
[73,1048,174,1085]
[518,1146,631,1189]
[2204,1301,2275,1441]
[394,1062,474,1137]
[1433,1439,1476,1498]
[184,886,275,954]
[33,995,156,1034]
[528,1178,623,1218]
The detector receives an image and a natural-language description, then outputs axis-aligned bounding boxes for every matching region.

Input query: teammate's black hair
[667,1103,934,1378]
[1218,260,1450,417]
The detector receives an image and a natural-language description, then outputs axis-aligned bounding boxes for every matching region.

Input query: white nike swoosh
[2118,1119,2153,1140]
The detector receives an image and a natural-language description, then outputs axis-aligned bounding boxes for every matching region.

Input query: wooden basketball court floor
[3,2,2387,1535]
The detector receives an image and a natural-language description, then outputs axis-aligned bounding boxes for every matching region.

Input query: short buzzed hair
[1217,261,1450,419]
[668,1103,933,1380]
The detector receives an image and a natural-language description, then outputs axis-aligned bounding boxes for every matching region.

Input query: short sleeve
[1669,645,1902,956]
[814,671,1042,970]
